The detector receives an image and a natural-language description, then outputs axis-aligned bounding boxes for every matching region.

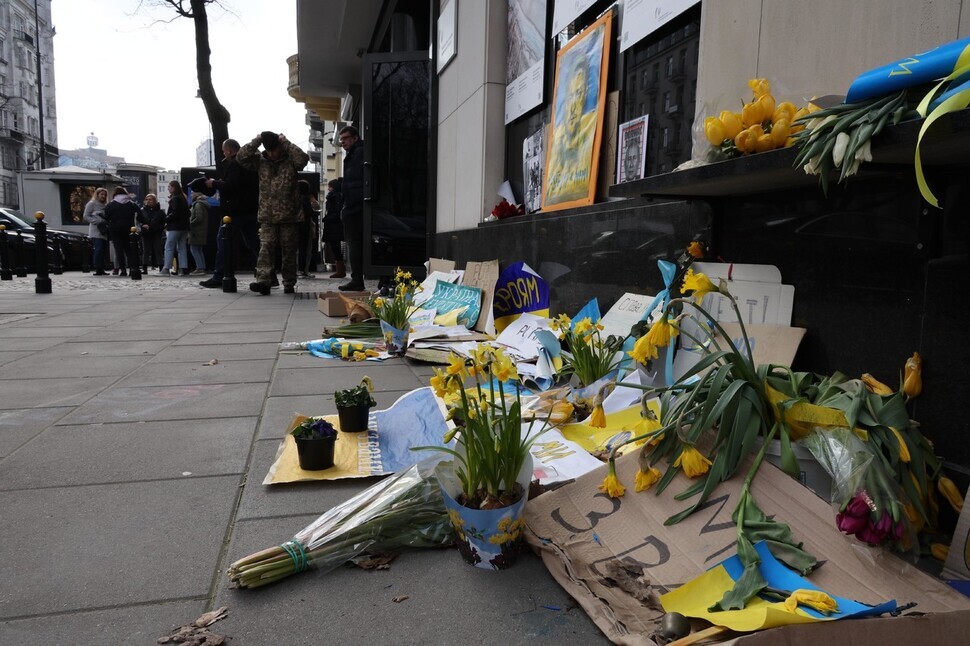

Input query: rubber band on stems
[280,540,309,573]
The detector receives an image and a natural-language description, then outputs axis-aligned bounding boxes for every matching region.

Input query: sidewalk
[0,272,606,645]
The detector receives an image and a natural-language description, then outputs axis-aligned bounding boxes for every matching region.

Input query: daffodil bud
[904,352,922,399]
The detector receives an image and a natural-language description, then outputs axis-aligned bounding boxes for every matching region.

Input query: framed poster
[437,0,457,74]
[616,115,648,183]
[541,9,613,212]
[505,0,547,123]
[523,128,543,213]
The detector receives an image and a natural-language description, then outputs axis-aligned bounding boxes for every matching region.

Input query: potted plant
[418,344,550,570]
[549,314,624,423]
[335,376,376,433]
[370,267,421,356]
[291,417,338,471]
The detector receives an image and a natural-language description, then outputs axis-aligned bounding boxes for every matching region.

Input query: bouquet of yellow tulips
[703,78,817,158]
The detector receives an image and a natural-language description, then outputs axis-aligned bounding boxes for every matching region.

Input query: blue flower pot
[380,320,410,356]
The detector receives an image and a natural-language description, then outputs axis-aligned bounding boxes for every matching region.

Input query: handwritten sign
[493,262,550,333]
[599,292,661,339]
[421,281,482,329]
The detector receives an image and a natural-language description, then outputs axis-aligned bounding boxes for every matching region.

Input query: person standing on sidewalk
[321,178,346,278]
[137,193,165,272]
[338,126,365,291]
[83,188,109,275]
[188,191,209,274]
[162,180,190,276]
[199,139,261,288]
[237,131,310,295]
[296,179,318,278]
[104,187,139,277]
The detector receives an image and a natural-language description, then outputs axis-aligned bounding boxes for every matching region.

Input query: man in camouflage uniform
[237,131,310,295]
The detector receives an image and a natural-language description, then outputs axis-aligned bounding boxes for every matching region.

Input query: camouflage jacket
[237,137,310,224]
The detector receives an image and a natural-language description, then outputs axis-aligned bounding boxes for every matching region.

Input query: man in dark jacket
[136,193,165,272]
[338,125,365,291]
[236,131,310,295]
[199,138,261,288]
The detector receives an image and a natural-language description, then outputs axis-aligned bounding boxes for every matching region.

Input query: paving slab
[48,339,171,356]
[0,353,149,379]
[193,321,287,334]
[22,313,129,327]
[216,516,607,645]
[77,324,198,342]
[150,343,280,363]
[270,364,424,397]
[123,358,275,387]
[58,382,268,424]
[0,350,32,366]
[0,376,117,410]
[235,440,374,520]
[0,407,72,457]
[0,325,89,338]
[0,335,65,351]
[257,390,416,441]
[0,599,207,646]
[0,476,239,618]
[173,330,283,346]
[0,417,256,490]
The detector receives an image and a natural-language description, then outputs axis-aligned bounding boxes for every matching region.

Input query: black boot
[249,281,271,295]
[339,280,365,291]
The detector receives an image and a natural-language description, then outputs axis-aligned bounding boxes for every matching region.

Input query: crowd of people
[78,127,362,292]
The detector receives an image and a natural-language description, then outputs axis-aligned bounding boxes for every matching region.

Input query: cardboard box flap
[525,451,970,644]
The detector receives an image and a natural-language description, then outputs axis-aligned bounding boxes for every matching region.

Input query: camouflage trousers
[255,222,300,287]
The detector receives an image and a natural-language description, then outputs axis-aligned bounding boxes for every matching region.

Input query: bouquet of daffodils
[550,314,625,389]
[370,267,421,330]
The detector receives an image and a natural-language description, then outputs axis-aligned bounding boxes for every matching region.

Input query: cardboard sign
[600,292,663,339]
[493,262,550,333]
[674,323,807,382]
[463,260,500,335]
[524,451,970,644]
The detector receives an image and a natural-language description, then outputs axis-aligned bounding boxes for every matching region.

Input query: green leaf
[709,561,767,612]
[778,428,802,479]
[762,540,818,575]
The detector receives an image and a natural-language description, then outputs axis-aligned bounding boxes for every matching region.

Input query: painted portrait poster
[541,10,612,212]
[617,115,648,183]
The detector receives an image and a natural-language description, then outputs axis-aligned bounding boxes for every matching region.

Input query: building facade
[0,0,57,209]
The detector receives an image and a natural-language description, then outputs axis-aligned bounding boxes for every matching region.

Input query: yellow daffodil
[783,589,838,615]
[599,460,626,498]
[430,368,449,398]
[573,317,593,336]
[686,241,705,259]
[645,315,679,349]
[903,352,922,399]
[589,404,606,428]
[635,467,662,492]
[633,415,662,446]
[446,353,467,377]
[861,373,894,396]
[373,297,385,308]
[361,376,374,392]
[550,313,571,332]
[889,427,911,463]
[493,353,517,382]
[681,269,718,305]
[628,334,659,363]
[673,445,712,478]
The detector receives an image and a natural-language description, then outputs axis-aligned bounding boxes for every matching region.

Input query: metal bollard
[128,227,142,280]
[51,235,63,275]
[221,216,237,293]
[81,236,91,273]
[33,211,52,294]
[0,224,11,280]
[15,230,27,277]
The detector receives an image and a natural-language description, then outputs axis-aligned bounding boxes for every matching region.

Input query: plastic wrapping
[802,428,917,555]
[228,456,452,588]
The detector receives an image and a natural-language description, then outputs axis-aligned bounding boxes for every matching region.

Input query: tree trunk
[190,0,230,173]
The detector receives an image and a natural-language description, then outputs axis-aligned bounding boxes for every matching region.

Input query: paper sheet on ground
[561,400,661,454]
[413,270,461,306]
[495,312,553,360]
[264,388,451,484]
[661,541,896,632]
[530,426,604,483]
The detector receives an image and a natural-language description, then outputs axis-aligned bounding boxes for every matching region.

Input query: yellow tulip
[704,116,726,146]
[773,101,797,125]
[903,352,922,399]
[938,476,964,513]
[784,589,838,615]
[931,543,950,561]
[754,133,775,153]
[741,101,762,127]
[770,119,791,147]
[862,373,894,395]
[736,124,764,154]
[718,110,743,139]
[635,467,662,492]
[756,94,776,123]
[889,427,911,463]
[904,502,925,534]
[748,78,771,98]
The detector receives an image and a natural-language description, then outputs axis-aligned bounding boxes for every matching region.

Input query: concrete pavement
[0,272,606,645]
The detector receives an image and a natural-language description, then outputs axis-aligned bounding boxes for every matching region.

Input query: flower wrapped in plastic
[227,457,452,588]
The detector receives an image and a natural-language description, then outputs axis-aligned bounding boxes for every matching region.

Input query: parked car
[0,207,90,270]
[0,228,60,273]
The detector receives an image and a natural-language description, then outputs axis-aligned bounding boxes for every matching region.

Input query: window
[663,91,671,112]
[641,69,648,89]
[680,49,687,74]
[2,146,16,170]
[666,56,674,78]
[652,63,659,82]
[661,127,669,149]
